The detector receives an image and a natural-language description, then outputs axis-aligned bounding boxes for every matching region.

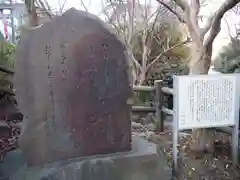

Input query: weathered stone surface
[14,8,132,165]
[0,149,25,180]
[7,137,171,180]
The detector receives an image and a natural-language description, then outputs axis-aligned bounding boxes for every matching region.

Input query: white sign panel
[172,74,240,172]
[173,74,239,130]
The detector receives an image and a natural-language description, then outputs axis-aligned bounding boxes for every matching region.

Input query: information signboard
[172,74,240,172]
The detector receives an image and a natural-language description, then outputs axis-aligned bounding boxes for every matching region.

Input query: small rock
[145,123,155,131]
[142,113,155,125]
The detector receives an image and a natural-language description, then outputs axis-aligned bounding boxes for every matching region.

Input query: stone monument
[15,8,132,165]
[9,8,171,180]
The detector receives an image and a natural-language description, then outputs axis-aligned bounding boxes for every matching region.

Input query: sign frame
[172,74,240,172]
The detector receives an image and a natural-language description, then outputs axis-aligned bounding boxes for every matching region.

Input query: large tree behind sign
[213,3,240,73]
[156,0,240,153]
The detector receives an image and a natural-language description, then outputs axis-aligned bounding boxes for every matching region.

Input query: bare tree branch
[173,0,189,11]
[80,0,89,12]
[146,7,160,22]
[103,0,191,85]
[163,0,202,48]
[223,18,234,38]
[204,0,240,50]
[136,0,150,21]
[59,0,67,14]
[200,16,214,37]
[131,53,143,72]
[38,0,53,20]
[155,0,185,22]
[43,0,51,10]
[189,0,201,40]
[146,38,191,71]
[25,0,39,26]
[102,1,128,35]
[127,0,135,45]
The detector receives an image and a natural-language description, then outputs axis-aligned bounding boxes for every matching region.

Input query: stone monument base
[2,137,171,180]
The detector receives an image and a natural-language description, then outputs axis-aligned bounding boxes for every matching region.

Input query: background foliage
[212,38,240,73]
[132,22,190,104]
[0,38,16,94]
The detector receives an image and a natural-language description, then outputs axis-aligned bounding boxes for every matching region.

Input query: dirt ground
[157,131,240,180]
[132,116,240,180]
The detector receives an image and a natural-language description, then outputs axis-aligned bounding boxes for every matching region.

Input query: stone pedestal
[3,137,171,180]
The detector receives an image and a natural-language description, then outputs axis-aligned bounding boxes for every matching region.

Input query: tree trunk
[25,0,39,27]
[27,9,39,27]
[188,43,215,154]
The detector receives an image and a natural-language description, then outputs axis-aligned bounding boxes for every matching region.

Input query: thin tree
[102,0,190,85]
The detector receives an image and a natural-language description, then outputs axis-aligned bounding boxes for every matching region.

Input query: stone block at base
[7,137,171,180]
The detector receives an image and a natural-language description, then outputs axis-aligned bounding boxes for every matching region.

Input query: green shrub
[0,41,16,94]
[212,39,240,73]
